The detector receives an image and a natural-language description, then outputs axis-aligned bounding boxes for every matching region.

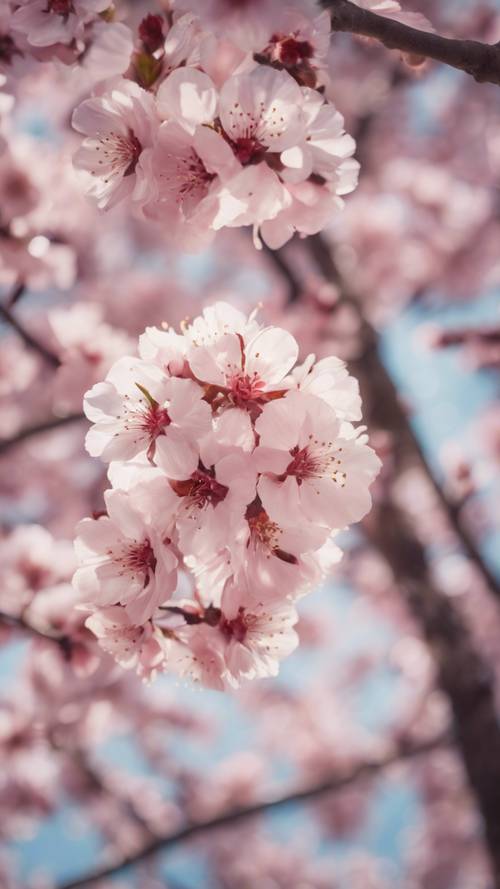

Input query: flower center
[161,149,215,207]
[223,100,287,163]
[269,35,314,68]
[48,0,75,16]
[286,440,346,487]
[228,370,265,406]
[96,129,143,179]
[246,499,298,564]
[119,540,157,583]
[171,467,229,510]
[120,392,171,461]
[220,606,250,643]
[232,136,266,166]
[143,404,170,437]
[247,503,280,550]
[123,402,170,438]
[138,14,165,53]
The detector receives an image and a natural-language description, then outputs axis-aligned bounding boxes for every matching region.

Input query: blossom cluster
[67,3,359,250]
[73,302,380,689]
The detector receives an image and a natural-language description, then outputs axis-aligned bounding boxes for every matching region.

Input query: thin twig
[0,300,60,368]
[58,743,156,840]
[6,280,25,308]
[0,413,85,456]
[55,732,449,889]
[0,610,70,649]
[262,242,302,304]
[323,0,500,85]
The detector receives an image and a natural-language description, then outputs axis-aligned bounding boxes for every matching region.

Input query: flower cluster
[74,302,381,689]
[70,4,359,250]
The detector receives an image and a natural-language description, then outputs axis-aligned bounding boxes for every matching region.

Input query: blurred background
[1,1,500,887]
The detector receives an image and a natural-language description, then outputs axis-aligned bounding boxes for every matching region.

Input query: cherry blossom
[188,325,299,412]
[72,79,159,210]
[85,606,167,679]
[255,390,381,530]
[11,0,110,49]
[4,4,498,886]
[74,486,178,624]
[291,354,362,421]
[75,302,379,684]
[84,357,211,463]
[69,39,359,247]
[49,303,134,414]
[170,580,300,689]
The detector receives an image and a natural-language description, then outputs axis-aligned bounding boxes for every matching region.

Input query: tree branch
[57,744,156,841]
[0,412,85,456]
[322,0,500,85]
[0,611,73,656]
[0,297,60,368]
[307,234,500,599]
[304,233,500,886]
[262,242,302,304]
[55,732,448,889]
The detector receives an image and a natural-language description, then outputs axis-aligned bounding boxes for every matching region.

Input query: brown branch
[323,0,500,85]
[365,499,500,886]
[308,234,500,600]
[262,242,302,304]
[0,610,68,644]
[55,732,448,889]
[6,280,25,308]
[4,619,157,840]
[0,413,85,456]
[56,743,156,841]
[0,294,60,368]
[305,233,500,886]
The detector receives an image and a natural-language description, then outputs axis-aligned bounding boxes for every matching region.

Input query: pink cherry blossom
[85,606,167,679]
[74,487,178,624]
[11,0,110,49]
[284,88,358,187]
[170,580,299,689]
[75,301,380,684]
[188,325,299,412]
[182,301,261,349]
[291,354,362,421]
[2,3,500,885]
[262,9,331,85]
[84,357,211,463]
[255,390,381,530]
[72,79,159,210]
[49,303,134,414]
[158,12,204,80]
[145,121,239,249]
[219,66,305,160]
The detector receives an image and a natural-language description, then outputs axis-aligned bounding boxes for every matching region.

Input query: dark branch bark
[59,745,156,840]
[307,234,500,599]
[306,233,500,887]
[322,0,500,85]
[6,279,25,308]
[0,413,85,456]
[0,610,68,645]
[0,300,60,368]
[55,733,448,889]
[262,242,302,304]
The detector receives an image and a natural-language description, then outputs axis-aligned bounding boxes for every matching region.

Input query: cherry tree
[1,1,500,887]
